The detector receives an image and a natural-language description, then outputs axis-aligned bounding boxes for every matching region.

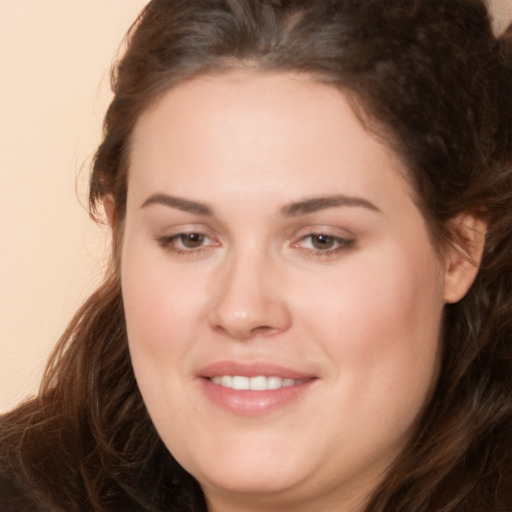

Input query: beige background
[1,1,511,413]
[0,1,149,412]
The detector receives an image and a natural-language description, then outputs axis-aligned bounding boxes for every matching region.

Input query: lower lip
[200,378,316,416]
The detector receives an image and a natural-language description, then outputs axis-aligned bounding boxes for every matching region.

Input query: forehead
[128,71,411,212]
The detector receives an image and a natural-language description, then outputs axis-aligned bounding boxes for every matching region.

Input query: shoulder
[0,408,53,511]
[0,404,85,512]
[460,417,512,512]
[0,404,184,512]
[0,464,53,512]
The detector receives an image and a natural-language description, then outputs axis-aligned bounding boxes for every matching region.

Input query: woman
[1,1,511,511]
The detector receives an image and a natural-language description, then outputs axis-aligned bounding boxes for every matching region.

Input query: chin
[180,441,310,497]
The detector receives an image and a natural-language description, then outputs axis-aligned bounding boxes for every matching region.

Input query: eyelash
[291,233,355,257]
[156,231,355,258]
[156,232,219,255]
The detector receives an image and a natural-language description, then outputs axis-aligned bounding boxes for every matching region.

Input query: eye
[156,231,220,254]
[175,232,207,249]
[305,234,339,250]
[291,232,355,256]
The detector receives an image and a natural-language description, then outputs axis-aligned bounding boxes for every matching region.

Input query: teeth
[219,376,231,387]
[267,376,283,390]
[210,375,303,390]
[232,376,250,390]
[249,375,267,390]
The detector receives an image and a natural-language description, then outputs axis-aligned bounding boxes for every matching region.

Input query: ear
[443,210,487,304]
[103,194,117,231]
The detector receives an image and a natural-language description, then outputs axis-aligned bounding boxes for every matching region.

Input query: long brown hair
[2,1,512,511]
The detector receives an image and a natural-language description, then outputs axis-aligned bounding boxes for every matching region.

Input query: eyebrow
[281,195,381,216]
[141,194,213,215]
[140,193,381,217]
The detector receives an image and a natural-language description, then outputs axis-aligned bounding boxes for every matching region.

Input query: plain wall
[0,1,149,412]
[0,1,511,412]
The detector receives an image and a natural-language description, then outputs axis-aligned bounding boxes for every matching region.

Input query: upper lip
[199,361,315,380]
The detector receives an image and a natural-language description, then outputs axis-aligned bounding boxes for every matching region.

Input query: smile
[210,375,306,391]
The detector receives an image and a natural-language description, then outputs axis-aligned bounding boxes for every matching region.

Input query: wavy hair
[2,1,512,511]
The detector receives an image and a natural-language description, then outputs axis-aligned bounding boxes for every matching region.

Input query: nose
[207,251,292,340]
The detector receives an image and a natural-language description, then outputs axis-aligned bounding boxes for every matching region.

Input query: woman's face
[121,71,449,511]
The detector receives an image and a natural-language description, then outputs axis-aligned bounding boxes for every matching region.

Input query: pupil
[312,234,334,250]
[182,233,204,248]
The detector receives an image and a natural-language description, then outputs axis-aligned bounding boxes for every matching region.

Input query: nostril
[249,325,274,334]
[211,320,276,340]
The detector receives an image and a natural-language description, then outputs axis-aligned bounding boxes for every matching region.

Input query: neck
[203,482,371,512]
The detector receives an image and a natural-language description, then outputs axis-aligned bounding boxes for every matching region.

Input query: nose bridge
[208,242,290,339]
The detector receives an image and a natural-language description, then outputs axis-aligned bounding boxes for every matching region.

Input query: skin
[114,71,483,512]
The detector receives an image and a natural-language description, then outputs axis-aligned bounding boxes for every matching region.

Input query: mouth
[209,375,308,391]
[198,361,317,415]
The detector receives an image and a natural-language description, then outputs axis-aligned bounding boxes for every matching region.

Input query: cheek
[121,237,205,353]
[119,237,208,427]
[296,241,445,410]
[120,247,196,418]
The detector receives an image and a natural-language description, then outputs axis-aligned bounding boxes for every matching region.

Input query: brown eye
[179,233,206,248]
[290,232,355,257]
[157,231,220,255]
[310,234,337,250]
